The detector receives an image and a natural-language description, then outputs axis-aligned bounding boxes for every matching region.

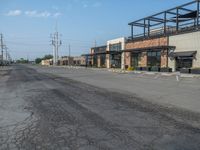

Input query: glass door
[131,53,140,68]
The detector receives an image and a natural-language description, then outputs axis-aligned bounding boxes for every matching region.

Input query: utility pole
[51,31,62,66]
[5,46,8,62]
[0,33,4,62]
[68,44,71,66]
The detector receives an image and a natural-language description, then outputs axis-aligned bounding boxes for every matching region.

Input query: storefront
[110,52,122,68]
[169,31,200,71]
[174,51,197,71]
[107,38,126,69]
[147,51,161,67]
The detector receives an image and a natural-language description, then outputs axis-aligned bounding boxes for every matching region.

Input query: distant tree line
[35,55,53,64]
[16,58,29,64]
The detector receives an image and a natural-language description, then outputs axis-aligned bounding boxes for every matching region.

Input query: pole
[51,31,61,66]
[0,34,4,62]
[5,47,8,62]
[197,0,199,28]
[176,8,179,32]
[68,44,71,66]
[131,25,134,40]
[56,32,59,65]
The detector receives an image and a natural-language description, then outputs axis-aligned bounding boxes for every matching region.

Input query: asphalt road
[0,65,200,150]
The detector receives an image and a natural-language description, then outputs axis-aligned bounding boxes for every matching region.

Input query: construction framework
[128,0,200,40]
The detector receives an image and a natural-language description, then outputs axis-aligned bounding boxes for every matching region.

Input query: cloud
[82,1,102,8]
[6,10,22,16]
[53,12,62,17]
[25,10,51,18]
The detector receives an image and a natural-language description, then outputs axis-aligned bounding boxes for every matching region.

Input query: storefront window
[147,51,161,67]
[110,43,122,51]
[93,55,97,67]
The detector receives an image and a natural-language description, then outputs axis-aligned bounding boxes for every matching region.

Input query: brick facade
[125,37,168,68]
[125,37,168,50]
[161,50,168,68]
[124,52,131,68]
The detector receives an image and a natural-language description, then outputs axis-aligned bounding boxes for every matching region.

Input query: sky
[0,0,192,60]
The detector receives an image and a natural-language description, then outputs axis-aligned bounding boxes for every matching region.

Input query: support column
[97,55,101,68]
[121,52,125,69]
[148,19,150,37]
[131,25,134,40]
[124,52,131,68]
[106,54,111,69]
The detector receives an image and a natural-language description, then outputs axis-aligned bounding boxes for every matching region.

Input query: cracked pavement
[0,65,200,150]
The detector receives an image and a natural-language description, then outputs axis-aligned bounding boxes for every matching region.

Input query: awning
[82,51,122,56]
[174,51,197,57]
[123,45,176,53]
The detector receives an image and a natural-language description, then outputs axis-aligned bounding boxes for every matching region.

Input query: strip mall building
[84,1,200,72]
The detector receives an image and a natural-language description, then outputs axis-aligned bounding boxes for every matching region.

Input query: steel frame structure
[128,0,200,40]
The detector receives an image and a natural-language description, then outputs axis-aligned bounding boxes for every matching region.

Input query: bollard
[176,72,181,82]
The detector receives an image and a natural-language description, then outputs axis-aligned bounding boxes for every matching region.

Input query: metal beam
[178,7,193,12]
[129,22,149,27]
[131,25,133,39]
[144,19,146,37]
[176,8,179,32]
[128,1,197,25]
[148,19,150,37]
[197,0,200,27]
[166,11,178,16]
[149,17,165,23]
[164,12,167,35]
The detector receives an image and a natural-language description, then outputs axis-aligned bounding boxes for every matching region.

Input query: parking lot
[0,65,200,150]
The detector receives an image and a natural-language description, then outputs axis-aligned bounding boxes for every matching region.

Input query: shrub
[127,67,134,71]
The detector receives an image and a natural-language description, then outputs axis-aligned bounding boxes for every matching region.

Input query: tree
[43,55,53,60]
[34,54,53,64]
[16,58,28,64]
[35,58,42,64]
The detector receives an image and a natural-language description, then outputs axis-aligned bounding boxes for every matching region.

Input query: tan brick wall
[124,52,131,68]
[161,50,168,68]
[106,54,110,68]
[125,37,168,50]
